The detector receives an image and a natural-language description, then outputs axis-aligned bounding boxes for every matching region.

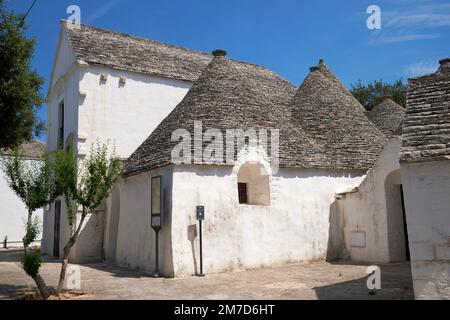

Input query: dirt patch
[16,290,87,300]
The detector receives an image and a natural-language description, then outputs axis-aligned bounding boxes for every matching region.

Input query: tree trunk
[22,208,33,249]
[23,208,51,299]
[57,208,87,293]
[33,274,51,299]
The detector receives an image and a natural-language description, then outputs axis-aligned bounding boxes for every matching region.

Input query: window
[57,102,65,150]
[237,163,270,206]
[238,183,248,204]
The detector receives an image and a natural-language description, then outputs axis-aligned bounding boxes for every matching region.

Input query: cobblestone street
[0,251,414,300]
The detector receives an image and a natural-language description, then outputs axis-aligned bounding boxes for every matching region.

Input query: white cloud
[85,0,123,24]
[373,32,439,43]
[404,59,439,77]
[369,1,450,44]
[385,13,450,28]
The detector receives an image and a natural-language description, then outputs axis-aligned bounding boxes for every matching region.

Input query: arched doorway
[237,162,270,206]
[385,170,410,262]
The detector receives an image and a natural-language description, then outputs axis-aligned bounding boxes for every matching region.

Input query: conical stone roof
[123,54,328,177]
[368,97,405,136]
[290,60,387,170]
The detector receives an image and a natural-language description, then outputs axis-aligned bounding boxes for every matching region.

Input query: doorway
[400,186,411,261]
[53,200,61,258]
[385,170,410,262]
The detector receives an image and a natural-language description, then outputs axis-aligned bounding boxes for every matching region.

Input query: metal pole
[151,228,162,278]
[198,220,205,277]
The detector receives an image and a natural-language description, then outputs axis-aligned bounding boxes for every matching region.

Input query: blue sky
[6,0,450,141]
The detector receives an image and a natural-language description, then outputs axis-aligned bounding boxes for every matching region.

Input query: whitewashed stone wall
[333,139,408,263]
[401,160,450,300]
[123,163,364,277]
[77,66,192,159]
[0,157,44,247]
[115,167,174,275]
[43,29,194,261]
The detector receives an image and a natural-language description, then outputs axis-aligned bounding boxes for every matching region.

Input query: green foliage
[78,143,122,212]
[350,79,407,111]
[0,2,45,150]
[23,216,41,247]
[21,249,42,278]
[1,150,57,212]
[54,145,79,224]
[54,142,122,217]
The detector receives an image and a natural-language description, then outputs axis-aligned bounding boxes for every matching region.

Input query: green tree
[350,79,407,111]
[55,143,121,292]
[1,150,57,299]
[0,1,45,150]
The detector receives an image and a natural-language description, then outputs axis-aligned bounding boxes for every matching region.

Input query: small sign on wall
[351,231,367,248]
[196,206,205,221]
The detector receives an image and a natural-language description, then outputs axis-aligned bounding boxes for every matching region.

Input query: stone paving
[0,251,414,300]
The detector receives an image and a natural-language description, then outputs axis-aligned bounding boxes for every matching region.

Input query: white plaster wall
[103,185,121,262]
[115,168,174,275]
[170,164,365,276]
[43,64,80,256]
[43,28,193,260]
[49,27,77,90]
[401,161,450,300]
[0,157,44,247]
[78,66,192,159]
[336,139,405,263]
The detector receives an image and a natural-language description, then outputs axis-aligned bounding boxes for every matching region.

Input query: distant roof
[401,58,450,163]
[289,61,387,170]
[1,140,46,159]
[367,97,405,136]
[123,54,331,177]
[62,21,212,82]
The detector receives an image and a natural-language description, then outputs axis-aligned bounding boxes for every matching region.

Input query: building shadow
[188,224,198,275]
[0,284,30,300]
[313,262,414,300]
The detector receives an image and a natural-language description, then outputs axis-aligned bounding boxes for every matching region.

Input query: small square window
[238,183,248,204]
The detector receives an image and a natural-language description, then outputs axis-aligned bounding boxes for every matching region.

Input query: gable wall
[78,66,193,159]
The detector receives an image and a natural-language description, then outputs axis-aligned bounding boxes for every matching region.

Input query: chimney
[439,58,450,68]
[212,49,227,57]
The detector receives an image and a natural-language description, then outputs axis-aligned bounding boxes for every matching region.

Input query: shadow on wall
[326,200,348,262]
[313,263,414,300]
[74,211,105,263]
[188,224,198,274]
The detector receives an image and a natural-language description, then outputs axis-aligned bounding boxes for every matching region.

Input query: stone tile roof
[368,97,405,136]
[1,140,46,159]
[401,58,450,163]
[289,61,388,170]
[63,21,212,82]
[123,53,331,176]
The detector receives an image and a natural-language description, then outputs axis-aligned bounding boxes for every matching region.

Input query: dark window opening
[58,102,65,150]
[238,183,248,204]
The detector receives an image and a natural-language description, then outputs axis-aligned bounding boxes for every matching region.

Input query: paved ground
[0,251,414,300]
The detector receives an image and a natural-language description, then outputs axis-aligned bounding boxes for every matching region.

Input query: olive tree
[55,143,121,292]
[1,150,57,299]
